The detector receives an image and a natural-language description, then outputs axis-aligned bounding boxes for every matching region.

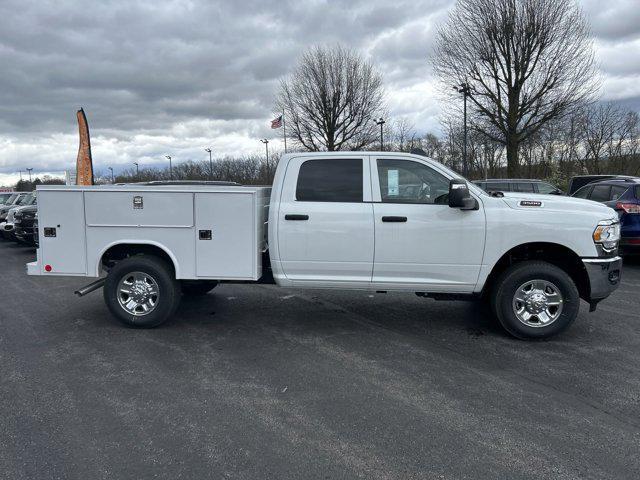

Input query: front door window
[376,159,450,204]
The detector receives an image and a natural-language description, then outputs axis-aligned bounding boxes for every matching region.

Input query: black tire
[103,255,181,328]
[491,261,580,339]
[180,280,218,296]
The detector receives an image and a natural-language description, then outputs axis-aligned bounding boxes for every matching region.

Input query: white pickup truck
[28,152,622,339]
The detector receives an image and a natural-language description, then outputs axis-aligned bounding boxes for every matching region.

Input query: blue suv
[572,178,640,254]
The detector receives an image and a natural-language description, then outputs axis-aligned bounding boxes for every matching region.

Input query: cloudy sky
[0,0,639,185]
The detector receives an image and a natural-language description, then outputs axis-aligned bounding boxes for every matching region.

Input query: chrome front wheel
[512,279,564,327]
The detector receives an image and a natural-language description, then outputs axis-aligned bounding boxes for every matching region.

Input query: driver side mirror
[448,179,478,210]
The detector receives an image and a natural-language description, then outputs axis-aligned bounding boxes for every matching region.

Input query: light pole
[375,118,385,151]
[260,139,269,169]
[454,83,471,177]
[26,168,33,182]
[108,167,114,184]
[18,170,22,181]
[133,162,139,179]
[165,155,173,180]
[205,148,213,180]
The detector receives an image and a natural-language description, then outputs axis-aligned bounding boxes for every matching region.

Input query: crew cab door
[371,157,485,291]
[277,157,374,284]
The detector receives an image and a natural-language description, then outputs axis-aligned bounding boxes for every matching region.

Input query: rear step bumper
[26,261,39,275]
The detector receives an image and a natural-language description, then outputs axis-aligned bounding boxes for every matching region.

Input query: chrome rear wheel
[117,271,160,316]
[104,255,181,328]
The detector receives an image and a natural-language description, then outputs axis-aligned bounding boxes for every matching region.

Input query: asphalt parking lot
[1,241,639,479]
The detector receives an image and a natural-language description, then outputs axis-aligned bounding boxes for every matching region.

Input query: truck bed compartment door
[38,190,87,275]
[194,192,258,280]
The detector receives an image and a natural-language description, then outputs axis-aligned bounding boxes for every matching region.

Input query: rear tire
[103,255,181,328]
[180,280,218,296]
[491,261,580,339]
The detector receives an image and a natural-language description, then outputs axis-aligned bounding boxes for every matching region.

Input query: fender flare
[96,240,181,278]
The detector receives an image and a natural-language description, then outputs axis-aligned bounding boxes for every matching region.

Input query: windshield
[17,194,32,205]
[0,193,13,204]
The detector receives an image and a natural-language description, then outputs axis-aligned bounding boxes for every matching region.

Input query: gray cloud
[0,0,638,183]
[582,0,640,41]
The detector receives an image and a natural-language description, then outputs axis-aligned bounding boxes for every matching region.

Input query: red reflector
[44,264,52,272]
[627,239,640,245]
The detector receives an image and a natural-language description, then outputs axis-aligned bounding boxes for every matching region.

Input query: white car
[0,193,33,238]
[1,202,37,240]
[0,192,28,222]
[28,152,622,339]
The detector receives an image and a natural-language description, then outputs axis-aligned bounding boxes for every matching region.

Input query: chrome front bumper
[582,256,622,307]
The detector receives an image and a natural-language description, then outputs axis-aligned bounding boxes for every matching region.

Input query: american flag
[271,115,283,129]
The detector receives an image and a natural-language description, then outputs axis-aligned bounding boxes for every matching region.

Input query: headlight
[593,221,621,251]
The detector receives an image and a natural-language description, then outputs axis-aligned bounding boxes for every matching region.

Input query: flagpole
[282,108,287,153]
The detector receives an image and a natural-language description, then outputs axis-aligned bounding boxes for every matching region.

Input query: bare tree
[277,45,385,151]
[579,103,619,174]
[552,112,583,179]
[393,118,417,152]
[608,110,639,173]
[422,133,443,159]
[104,154,280,186]
[623,112,640,175]
[433,0,598,176]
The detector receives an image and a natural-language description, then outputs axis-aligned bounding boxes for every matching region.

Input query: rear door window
[296,159,363,202]
[514,182,535,193]
[573,186,592,199]
[537,182,558,194]
[485,182,510,192]
[610,185,628,201]
[590,185,612,202]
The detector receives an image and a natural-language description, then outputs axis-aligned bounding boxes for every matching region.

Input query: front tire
[492,261,580,339]
[103,255,181,328]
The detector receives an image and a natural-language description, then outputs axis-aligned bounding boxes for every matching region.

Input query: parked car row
[572,177,640,254]
[0,192,39,247]
[473,179,564,195]
[474,175,640,254]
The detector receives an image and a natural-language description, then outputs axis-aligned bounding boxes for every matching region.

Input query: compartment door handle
[285,214,309,221]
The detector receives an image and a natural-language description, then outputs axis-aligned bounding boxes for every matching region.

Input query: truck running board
[415,292,478,301]
[75,278,106,297]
